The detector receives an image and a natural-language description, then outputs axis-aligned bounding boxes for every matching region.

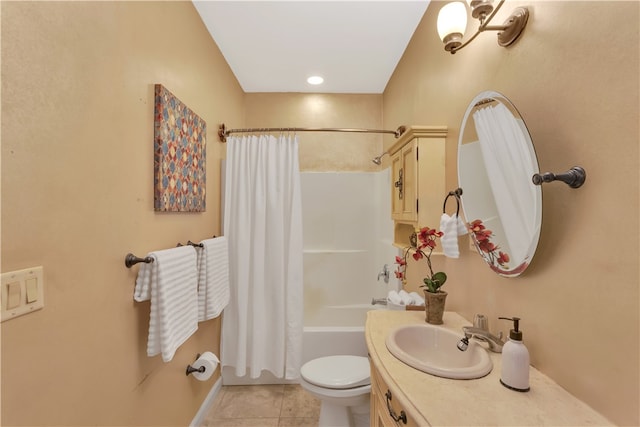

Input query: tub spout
[371,298,388,306]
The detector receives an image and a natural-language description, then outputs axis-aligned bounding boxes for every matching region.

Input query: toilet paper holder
[186,353,206,376]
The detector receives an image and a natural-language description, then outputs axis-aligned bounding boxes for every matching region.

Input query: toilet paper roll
[190,351,219,381]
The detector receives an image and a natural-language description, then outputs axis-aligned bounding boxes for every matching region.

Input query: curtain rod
[218,123,406,142]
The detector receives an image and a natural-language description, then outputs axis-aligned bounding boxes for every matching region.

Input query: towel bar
[177,241,204,248]
[127,236,219,268]
[124,253,154,268]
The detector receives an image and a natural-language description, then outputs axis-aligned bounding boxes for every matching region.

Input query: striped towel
[133,246,199,362]
[196,237,230,322]
[440,213,468,259]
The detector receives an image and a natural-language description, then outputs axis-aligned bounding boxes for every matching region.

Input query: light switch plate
[1,266,44,322]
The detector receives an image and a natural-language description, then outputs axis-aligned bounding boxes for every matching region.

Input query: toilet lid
[300,355,370,389]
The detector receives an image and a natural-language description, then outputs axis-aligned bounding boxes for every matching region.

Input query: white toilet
[299,355,371,427]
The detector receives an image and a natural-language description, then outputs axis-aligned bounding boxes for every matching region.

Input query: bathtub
[221,303,388,385]
[301,304,386,364]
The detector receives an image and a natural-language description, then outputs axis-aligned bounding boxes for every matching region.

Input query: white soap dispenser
[499,316,530,392]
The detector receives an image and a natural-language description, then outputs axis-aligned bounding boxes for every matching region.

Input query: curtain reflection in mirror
[472,103,537,264]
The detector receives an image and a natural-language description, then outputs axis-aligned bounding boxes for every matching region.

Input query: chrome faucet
[457,314,505,353]
[371,297,388,306]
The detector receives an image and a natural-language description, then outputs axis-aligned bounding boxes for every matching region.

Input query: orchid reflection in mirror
[468,219,528,276]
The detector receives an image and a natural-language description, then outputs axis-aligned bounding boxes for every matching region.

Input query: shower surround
[301,170,397,326]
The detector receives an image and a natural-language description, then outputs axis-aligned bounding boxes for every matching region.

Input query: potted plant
[395,226,448,324]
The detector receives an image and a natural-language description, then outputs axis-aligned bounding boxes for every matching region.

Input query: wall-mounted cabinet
[387,126,447,247]
[390,140,418,222]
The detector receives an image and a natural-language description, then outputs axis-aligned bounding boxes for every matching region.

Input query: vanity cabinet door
[370,364,419,427]
[371,375,397,427]
[390,140,418,223]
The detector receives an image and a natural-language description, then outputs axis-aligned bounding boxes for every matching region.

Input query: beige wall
[3,1,638,426]
[383,1,639,425]
[1,2,243,426]
[245,93,384,172]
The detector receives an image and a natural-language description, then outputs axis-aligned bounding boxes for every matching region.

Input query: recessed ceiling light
[307,76,324,85]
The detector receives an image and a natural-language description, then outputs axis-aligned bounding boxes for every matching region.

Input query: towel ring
[443,188,463,216]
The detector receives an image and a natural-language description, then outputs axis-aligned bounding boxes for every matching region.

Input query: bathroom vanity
[366,311,612,426]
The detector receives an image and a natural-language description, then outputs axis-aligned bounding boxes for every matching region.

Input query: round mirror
[457,91,541,277]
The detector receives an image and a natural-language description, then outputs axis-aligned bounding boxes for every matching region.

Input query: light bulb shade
[437,2,468,42]
[466,0,494,19]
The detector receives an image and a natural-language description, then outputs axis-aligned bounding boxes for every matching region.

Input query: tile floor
[203,384,321,427]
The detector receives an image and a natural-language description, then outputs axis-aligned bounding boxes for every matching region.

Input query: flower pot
[423,290,447,325]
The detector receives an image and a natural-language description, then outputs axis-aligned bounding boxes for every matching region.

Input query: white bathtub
[301,304,386,364]
[222,304,385,385]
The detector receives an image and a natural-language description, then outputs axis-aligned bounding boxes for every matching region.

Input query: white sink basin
[385,324,492,379]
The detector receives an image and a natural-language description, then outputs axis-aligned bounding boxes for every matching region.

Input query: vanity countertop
[366,310,613,426]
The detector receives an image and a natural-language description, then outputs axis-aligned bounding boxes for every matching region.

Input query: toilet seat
[300,355,370,389]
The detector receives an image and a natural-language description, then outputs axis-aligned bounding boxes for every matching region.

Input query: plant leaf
[432,272,447,289]
[422,278,435,293]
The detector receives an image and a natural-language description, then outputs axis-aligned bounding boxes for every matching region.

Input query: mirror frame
[457,90,541,277]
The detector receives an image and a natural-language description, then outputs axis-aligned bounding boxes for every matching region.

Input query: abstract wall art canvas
[153,84,206,212]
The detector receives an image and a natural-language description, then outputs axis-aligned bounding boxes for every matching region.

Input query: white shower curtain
[221,134,303,380]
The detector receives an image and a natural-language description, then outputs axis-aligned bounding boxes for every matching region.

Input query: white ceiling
[192,1,431,93]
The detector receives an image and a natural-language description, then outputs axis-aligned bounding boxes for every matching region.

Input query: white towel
[387,290,403,305]
[409,291,425,306]
[456,215,468,235]
[440,213,468,258]
[133,258,153,302]
[398,290,413,305]
[196,236,230,322]
[133,246,199,362]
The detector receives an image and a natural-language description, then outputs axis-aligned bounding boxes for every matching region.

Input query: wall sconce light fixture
[437,0,529,54]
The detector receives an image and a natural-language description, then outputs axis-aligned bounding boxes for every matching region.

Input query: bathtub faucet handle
[377,264,390,283]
